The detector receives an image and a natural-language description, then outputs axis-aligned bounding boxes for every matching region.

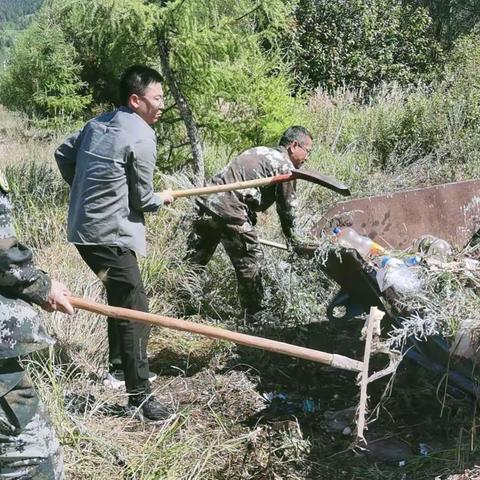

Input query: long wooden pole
[167,169,351,199]
[169,173,293,198]
[70,297,363,373]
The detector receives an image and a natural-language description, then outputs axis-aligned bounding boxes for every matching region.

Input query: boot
[127,394,173,422]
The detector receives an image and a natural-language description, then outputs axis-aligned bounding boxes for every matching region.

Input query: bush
[288,0,443,92]
[0,17,90,119]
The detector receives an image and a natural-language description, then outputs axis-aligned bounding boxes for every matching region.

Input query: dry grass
[2,97,480,479]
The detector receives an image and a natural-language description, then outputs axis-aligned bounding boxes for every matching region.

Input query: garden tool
[69,296,362,372]
[164,169,351,198]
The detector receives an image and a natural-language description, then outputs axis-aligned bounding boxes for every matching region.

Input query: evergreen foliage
[0,0,44,68]
[0,14,91,119]
[414,0,480,47]
[288,0,443,92]
[0,0,302,163]
[47,0,157,106]
[0,0,43,26]
[156,0,302,153]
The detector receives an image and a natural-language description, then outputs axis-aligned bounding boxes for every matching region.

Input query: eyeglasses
[298,144,312,157]
[138,95,164,109]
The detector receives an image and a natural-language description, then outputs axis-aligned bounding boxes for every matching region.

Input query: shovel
[70,296,362,372]
[166,169,350,199]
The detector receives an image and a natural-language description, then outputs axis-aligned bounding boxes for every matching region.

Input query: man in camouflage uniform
[186,126,313,321]
[0,173,74,479]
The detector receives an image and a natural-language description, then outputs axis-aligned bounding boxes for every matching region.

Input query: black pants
[75,245,151,398]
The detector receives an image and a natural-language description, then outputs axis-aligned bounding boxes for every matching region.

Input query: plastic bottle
[412,235,452,259]
[333,227,385,258]
[376,255,422,294]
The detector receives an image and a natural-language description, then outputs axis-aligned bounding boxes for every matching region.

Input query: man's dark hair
[279,125,313,147]
[119,65,164,106]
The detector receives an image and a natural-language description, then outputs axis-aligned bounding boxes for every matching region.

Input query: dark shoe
[127,395,174,422]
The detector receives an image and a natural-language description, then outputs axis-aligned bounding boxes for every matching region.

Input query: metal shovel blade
[292,169,351,196]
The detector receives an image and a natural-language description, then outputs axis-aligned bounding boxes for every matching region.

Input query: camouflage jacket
[199,146,300,241]
[0,191,54,363]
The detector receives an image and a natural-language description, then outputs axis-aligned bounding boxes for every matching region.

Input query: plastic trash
[263,392,318,414]
[404,255,422,267]
[302,398,316,413]
[419,443,430,456]
[413,235,452,259]
[333,227,385,259]
[464,257,480,270]
[376,256,422,294]
[262,392,287,403]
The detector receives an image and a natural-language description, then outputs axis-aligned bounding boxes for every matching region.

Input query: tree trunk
[157,28,205,185]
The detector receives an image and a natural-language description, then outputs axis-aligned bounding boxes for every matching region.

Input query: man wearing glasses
[55,65,174,422]
[186,126,313,326]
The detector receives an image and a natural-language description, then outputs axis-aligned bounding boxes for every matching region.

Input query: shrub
[0,16,90,119]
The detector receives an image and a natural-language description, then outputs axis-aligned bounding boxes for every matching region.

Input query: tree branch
[160,116,184,125]
[157,27,205,185]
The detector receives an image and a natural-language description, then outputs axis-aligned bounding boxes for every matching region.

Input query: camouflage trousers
[0,362,63,479]
[186,214,264,315]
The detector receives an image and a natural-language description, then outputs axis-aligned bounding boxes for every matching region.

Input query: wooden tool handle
[170,173,293,199]
[70,297,363,372]
[258,238,289,251]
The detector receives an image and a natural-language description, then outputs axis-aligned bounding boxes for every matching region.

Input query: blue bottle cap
[404,255,421,267]
[380,256,391,268]
[333,227,341,235]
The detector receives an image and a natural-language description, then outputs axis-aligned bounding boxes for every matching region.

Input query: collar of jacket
[273,145,294,169]
[117,106,156,134]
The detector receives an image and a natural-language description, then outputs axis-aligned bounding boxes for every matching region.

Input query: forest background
[0,0,480,478]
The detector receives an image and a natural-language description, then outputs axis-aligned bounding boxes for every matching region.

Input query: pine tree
[2,0,302,180]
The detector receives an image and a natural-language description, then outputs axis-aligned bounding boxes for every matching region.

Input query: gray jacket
[55,107,164,256]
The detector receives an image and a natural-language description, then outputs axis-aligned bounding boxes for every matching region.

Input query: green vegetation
[0,19,90,119]
[416,0,480,47]
[288,0,442,91]
[2,0,478,173]
[0,0,43,25]
[0,0,44,67]
[0,0,480,478]
[0,0,302,169]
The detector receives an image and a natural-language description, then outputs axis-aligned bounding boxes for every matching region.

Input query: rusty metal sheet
[314,180,480,250]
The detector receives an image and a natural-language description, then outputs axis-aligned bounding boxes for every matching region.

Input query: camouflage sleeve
[0,194,51,307]
[55,129,82,186]
[275,180,300,243]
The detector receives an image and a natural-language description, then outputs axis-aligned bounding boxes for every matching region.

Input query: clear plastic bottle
[333,227,385,258]
[376,255,422,294]
[412,235,452,259]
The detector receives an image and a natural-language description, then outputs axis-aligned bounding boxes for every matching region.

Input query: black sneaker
[127,395,174,422]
